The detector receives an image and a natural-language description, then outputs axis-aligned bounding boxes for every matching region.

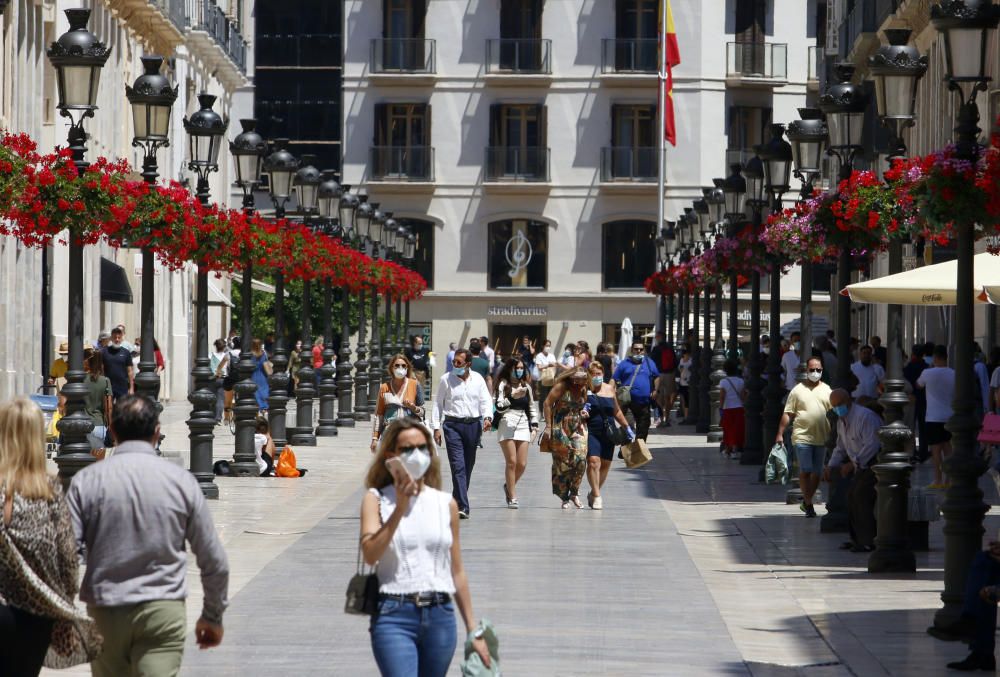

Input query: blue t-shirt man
[613,344,660,406]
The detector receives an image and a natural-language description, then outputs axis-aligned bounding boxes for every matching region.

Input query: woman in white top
[494,357,539,508]
[360,419,490,675]
[719,359,747,459]
[210,339,229,424]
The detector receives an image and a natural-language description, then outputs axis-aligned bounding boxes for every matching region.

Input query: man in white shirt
[917,344,955,489]
[533,340,558,402]
[851,345,885,400]
[823,389,882,552]
[432,348,493,519]
[781,332,801,392]
[480,335,495,372]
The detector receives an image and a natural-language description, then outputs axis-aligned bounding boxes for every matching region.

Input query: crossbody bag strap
[358,490,383,574]
[627,362,642,388]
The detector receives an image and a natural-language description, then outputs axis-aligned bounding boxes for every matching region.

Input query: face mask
[393,367,407,379]
[793,342,800,351]
[591,376,604,387]
[453,366,467,377]
[807,370,822,383]
[631,354,644,363]
[398,446,432,480]
[563,351,571,358]
[514,369,524,378]
[543,346,551,354]
[762,347,770,355]
[833,404,850,417]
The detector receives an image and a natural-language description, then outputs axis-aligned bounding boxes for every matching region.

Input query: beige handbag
[540,365,556,386]
[621,438,652,469]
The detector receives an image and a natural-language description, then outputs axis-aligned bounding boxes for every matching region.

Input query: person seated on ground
[929,539,1000,672]
[253,418,275,477]
[823,389,881,553]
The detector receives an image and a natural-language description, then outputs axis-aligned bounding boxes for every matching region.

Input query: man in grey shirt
[67,395,229,676]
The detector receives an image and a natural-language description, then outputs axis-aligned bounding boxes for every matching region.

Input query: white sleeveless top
[371,485,455,595]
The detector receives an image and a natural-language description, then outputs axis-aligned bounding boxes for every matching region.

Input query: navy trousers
[964,551,1000,656]
[442,419,480,514]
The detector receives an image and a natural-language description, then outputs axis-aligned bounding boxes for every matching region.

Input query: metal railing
[725,148,756,168]
[256,33,339,68]
[726,42,788,79]
[370,38,436,73]
[601,38,658,74]
[485,39,551,74]
[808,45,820,81]
[838,0,898,57]
[600,147,657,182]
[154,0,187,32]
[484,146,550,182]
[190,0,247,73]
[370,146,435,181]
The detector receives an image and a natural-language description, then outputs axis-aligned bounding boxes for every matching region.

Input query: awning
[230,273,289,297]
[842,252,1000,306]
[100,257,133,304]
[206,278,235,307]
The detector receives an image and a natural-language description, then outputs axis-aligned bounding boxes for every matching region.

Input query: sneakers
[458,510,470,520]
[592,495,603,510]
[508,497,518,509]
[571,495,583,509]
[561,500,572,510]
[800,503,817,518]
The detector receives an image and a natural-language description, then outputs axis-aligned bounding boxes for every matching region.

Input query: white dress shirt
[431,370,493,429]
[829,403,882,469]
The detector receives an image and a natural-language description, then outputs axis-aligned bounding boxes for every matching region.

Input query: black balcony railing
[154,0,187,32]
[485,39,551,74]
[726,42,787,79]
[601,146,657,182]
[601,38,658,74]
[370,146,434,181]
[838,0,899,58]
[484,146,549,182]
[257,33,339,68]
[190,0,247,73]
[370,38,436,73]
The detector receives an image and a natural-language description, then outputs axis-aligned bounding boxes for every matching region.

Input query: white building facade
[0,0,253,402]
[343,0,823,364]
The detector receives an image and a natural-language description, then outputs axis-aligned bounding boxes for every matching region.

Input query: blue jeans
[370,598,457,677]
[443,420,480,514]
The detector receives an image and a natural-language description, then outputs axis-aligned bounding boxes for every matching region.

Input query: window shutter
[489,103,501,146]
[413,0,427,38]
[537,103,547,148]
[423,103,431,147]
[610,103,622,146]
[374,103,388,146]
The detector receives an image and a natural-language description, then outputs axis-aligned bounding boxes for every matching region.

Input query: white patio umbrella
[842,252,1000,306]
[618,317,633,363]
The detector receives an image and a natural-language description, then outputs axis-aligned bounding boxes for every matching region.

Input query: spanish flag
[659,0,681,146]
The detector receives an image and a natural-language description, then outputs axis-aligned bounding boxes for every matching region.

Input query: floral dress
[550,390,588,500]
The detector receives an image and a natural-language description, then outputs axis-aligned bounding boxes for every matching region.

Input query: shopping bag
[621,438,652,469]
[275,446,301,478]
[980,413,1000,444]
[765,443,789,485]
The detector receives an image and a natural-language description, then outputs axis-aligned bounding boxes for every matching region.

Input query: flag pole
[655,0,669,335]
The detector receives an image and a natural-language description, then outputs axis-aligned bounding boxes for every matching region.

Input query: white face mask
[543,346,551,354]
[393,367,407,379]
[807,370,822,383]
[762,347,770,355]
[399,446,432,480]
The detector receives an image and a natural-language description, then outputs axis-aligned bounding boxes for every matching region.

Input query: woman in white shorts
[494,357,538,508]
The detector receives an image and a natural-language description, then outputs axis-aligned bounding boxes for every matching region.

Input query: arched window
[603,220,655,289]
[397,218,434,290]
[488,219,547,290]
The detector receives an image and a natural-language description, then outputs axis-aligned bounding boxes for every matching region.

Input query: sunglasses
[397,444,429,455]
[392,363,407,369]
[808,369,823,374]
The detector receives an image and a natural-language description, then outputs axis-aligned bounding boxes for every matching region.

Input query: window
[497,0,544,71]
[734,0,766,73]
[486,104,548,180]
[373,103,432,179]
[488,220,547,290]
[381,0,427,70]
[614,0,657,71]
[603,220,656,289]
[606,104,656,180]
[397,218,435,289]
[726,106,772,164]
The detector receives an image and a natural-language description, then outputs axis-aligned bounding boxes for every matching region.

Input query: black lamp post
[48,8,110,486]
[867,29,927,575]
[403,229,417,355]
[722,164,748,361]
[698,209,713,436]
[382,216,399,376]
[367,208,387,407]
[183,93,226,498]
[663,223,678,345]
[820,64,870,390]
[741,153,767,466]
[682,214,702,427]
[228,120,266,475]
[393,223,407,354]
[929,0,1000,631]
[291,155,322,445]
[699,195,724,445]
[262,139,298,449]
[350,198,376,423]
[126,56,177,404]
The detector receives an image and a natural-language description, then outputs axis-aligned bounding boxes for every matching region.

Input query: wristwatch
[470,626,485,641]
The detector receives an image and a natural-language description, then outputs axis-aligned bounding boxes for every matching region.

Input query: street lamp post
[722,163,748,359]
[742,153,767,466]
[403,230,417,341]
[929,0,999,630]
[350,199,375,422]
[367,211,384,411]
[682,219,701,426]
[866,29,926,575]
[262,139,298,449]
[698,196,724,444]
[292,155,321,444]
[393,224,407,353]
[183,93,226,498]
[48,8,110,486]
[382,217,399,376]
[126,56,177,403]
[228,119,266,475]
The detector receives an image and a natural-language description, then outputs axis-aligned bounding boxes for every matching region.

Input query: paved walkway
[43,402,1000,675]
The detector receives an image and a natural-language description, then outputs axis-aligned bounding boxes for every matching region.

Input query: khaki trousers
[89,600,186,677]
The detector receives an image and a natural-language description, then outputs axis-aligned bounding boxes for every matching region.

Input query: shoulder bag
[616,362,642,407]
[345,491,381,616]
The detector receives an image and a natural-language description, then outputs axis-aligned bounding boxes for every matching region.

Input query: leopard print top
[0,478,101,668]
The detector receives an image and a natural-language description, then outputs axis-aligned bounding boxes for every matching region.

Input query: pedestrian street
[40,401,1000,676]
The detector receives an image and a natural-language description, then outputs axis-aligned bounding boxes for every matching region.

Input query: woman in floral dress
[542,368,589,508]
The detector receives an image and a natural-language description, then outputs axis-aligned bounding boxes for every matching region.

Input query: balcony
[600,38,657,87]
[726,42,788,87]
[104,0,185,50]
[838,0,898,59]
[369,39,436,85]
[187,0,249,89]
[600,147,657,192]
[484,39,551,85]
[369,146,435,189]
[484,146,550,192]
[807,45,821,90]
